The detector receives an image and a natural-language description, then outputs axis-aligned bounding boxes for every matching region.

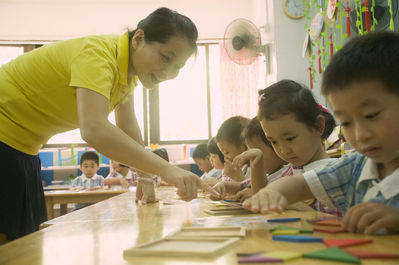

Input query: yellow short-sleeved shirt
[0,32,137,155]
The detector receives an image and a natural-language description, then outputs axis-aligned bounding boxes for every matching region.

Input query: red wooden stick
[365,0,370,31]
[318,48,322,73]
[309,67,313,90]
[345,3,351,37]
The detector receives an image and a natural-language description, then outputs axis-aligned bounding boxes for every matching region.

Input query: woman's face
[130,30,194,89]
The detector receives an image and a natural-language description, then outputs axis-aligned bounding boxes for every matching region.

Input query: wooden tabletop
[1,187,398,265]
[44,189,128,220]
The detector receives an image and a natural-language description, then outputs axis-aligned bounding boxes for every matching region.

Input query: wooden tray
[204,208,252,215]
[171,226,246,237]
[124,237,240,257]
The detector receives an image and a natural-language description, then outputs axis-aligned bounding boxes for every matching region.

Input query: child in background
[71,151,104,210]
[104,160,139,188]
[193,143,222,186]
[243,80,339,214]
[71,151,104,191]
[216,116,251,182]
[212,117,287,202]
[243,32,399,234]
[207,137,232,182]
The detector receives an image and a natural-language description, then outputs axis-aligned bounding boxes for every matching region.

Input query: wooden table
[1,187,399,265]
[43,184,71,191]
[44,189,128,219]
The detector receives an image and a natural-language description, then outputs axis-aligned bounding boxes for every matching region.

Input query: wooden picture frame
[124,237,240,257]
[170,226,246,238]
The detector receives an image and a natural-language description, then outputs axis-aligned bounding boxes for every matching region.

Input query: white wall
[272,0,325,103]
[0,0,265,41]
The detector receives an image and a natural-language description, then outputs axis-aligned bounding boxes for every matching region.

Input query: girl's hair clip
[258,93,266,103]
[318,103,330,113]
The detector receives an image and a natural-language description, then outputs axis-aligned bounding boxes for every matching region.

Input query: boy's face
[210,153,224,170]
[245,136,284,175]
[327,80,399,168]
[80,160,100,178]
[217,141,246,162]
[194,157,213,173]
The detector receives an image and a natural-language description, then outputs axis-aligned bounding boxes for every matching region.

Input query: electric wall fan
[223,18,269,65]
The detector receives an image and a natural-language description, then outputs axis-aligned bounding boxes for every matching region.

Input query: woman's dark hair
[207,137,225,164]
[322,31,399,96]
[80,151,99,165]
[192,143,209,159]
[243,117,272,147]
[216,116,250,147]
[258,80,336,140]
[128,7,198,52]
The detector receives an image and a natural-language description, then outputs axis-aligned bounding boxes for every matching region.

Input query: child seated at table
[216,116,251,182]
[71,151,104,190]
[193,143,222,186]
[212,117,287,202]
[104,160,139,188]
[71,151,104,209]
[243,32,399,234]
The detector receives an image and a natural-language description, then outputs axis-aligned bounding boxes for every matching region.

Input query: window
[158,45,209,142]
[0,46,24,66]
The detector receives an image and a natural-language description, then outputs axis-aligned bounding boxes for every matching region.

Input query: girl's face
[245,136,285,175]
[193,157,213,173]
[130,30,194,89]
[210,153,224,169]
[260,113,324,167]
[217,140,247,162]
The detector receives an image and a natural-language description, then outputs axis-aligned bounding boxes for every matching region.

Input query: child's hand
[89,186,102,191]
[232,187,252,202]
[210,181,227,200]
[223,161,245,181]
[342,202,399,234]
[242,188,288,214]
[233,149,263,169]
[71,186,84,191]
[210,181,243,200]
[203,176,219,187]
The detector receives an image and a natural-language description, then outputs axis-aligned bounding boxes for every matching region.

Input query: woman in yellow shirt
[0,7,218,242]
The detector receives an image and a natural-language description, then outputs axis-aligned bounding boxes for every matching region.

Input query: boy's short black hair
[243,117,272,147]
[192,143,209,159]
[216,116,250,147]
[80,151,99,165]
[207,137,225,164]
[152,148,169,162]
[322,31,399,96]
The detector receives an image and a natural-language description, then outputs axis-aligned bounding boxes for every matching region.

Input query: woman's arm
[76,88,218,201]
[114,94,144,145]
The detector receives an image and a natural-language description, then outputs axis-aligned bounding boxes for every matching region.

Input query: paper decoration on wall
[309,12,325,41]
[327,0,338,19]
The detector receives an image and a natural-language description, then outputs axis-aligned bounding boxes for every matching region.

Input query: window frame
[147,43,216,145]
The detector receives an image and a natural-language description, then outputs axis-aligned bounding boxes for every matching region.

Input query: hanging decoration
[345,2,351,36]
[364,0,371,31]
